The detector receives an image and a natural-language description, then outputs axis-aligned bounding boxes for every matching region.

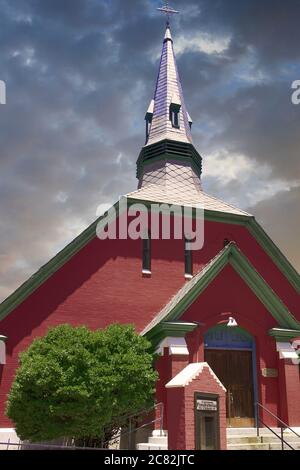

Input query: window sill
[185,274,193,280]
[142,270,152,278]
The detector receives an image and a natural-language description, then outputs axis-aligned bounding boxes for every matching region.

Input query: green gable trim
[229,247,300,329]
[0,196,299,326]
[268,328,300,342]
[198,211,300,294]
[144,321,198,348]
[0,201,122,323]
[204,210,253,226]
[144,243,300,336]
[246,218,300,294]
[206,210,300,294]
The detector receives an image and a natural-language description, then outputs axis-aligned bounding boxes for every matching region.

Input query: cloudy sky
[0,0,299,301]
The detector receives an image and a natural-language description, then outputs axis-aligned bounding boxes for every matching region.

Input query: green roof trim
[144,321,198,348]
[142,243,300,336]
[246,218,300,294]
[0,197,299,325]
[204,210,252,226]
[268,328,300,342]
[205,208,300,294]
[0,200,122,323]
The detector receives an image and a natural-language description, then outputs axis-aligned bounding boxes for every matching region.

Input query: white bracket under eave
[276,342,299,360]
[156,337,189,356]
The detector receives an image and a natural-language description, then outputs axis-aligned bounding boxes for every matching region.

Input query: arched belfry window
[171,109,179,128]
[142,232,151,273]
[184,238,193,278]
[170,95,181,129]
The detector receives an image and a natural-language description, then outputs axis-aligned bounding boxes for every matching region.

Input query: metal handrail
[0,402,164,451]
[257,419,294,451]
[256,402,300,450]
[0,441,104,450]
[256,402,300,438]
[105,401,164,449]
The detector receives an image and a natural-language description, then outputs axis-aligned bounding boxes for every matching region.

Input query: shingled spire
[137,24,202,191]
[146,25,193,146]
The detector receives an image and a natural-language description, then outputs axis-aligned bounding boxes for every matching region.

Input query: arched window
[171,108,180,128]
[170,95,181,129]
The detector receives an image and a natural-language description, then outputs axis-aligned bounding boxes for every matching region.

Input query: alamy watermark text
[291,80,300,105]
[96,197,204,251]
[0,80,6,104]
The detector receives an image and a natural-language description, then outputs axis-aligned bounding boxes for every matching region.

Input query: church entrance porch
[204,325,257,428]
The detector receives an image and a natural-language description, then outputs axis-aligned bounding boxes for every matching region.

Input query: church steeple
[136,22,202,191]
[145,24,193,147]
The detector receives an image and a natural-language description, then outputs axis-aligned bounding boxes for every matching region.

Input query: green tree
[6,324,157,443]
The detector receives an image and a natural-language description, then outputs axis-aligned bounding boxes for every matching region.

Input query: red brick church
[0,22,300,450]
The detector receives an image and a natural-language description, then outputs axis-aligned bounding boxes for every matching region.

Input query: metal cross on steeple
[157,1,179,25]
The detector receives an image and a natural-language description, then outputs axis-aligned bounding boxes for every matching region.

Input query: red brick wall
[0,214,299,427]
[155,353,189,429]
[278,359,300,426]
[167,366,226,450]
[167,388,186,449]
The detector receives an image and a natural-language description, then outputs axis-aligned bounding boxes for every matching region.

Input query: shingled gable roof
[126,185,252,216]
[142,242,300,340]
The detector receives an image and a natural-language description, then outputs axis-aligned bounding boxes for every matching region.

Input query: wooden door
[205,349,255,427]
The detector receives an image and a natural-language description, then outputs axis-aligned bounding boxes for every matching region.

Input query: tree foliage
[6,324,157,443]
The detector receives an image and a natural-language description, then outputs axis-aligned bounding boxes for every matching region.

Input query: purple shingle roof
[146,25,193,146]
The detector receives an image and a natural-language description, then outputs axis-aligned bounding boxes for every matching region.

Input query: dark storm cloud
[0,0,299,299]
[249,185,300,270]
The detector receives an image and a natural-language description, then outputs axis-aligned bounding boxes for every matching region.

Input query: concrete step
[269,443,300,450]
[228,442,300,451]
[136,443,168,451]
[227,427,280,437]
[0,429,20,451]
[228,443,272,451]
[228,435,300,445]
[227,427,300,437]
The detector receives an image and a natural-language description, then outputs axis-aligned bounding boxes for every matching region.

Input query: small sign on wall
[196,399,218,412]
[262,368,278,378]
